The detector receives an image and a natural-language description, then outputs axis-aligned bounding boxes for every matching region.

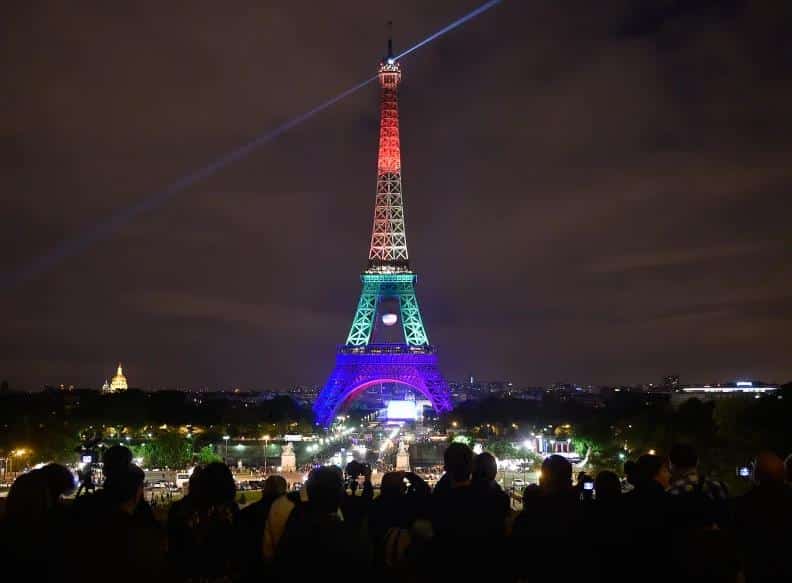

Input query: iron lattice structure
[314,43,451,427]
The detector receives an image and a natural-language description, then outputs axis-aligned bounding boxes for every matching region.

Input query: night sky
[2,1,791,390]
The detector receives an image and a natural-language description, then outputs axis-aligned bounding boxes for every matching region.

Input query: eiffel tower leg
[398,284,429,346]
[345,278,380,346]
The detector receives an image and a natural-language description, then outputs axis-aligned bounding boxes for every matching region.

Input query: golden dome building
[108,363,128,392]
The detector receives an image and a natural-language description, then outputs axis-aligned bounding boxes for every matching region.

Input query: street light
[9,448,30,477]
[262,435,271,474]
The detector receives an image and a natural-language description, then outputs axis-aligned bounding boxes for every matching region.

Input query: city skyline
[3,1,791,389]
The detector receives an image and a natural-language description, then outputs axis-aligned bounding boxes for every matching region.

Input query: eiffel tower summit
[313,36,452,427]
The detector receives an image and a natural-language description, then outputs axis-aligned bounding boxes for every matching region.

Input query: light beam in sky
[2,0,503,289]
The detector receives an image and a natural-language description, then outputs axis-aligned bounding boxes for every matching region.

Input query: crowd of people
[1,442,791,582]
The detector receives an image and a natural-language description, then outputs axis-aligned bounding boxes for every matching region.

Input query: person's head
[5,471,49,523]
[576,471,588,485]
[669,443,698,473]
[785,454,792,485]
[540,455,573,493]
[522,483,541,501]
[306,465,344,514]
[624,460,638,486]
[443,443,474,484]
[345,460,363,480]
[472,452,498,482]
[753,451,784,485]
[635,454,671,489]
[111,464,145,512]
[103,445,133,481]
[187,465,203,494]
[262,475,287,498]
[194,461,236,507]
[380,471,407,498]
[40,463,76,499]
[594,470,621,501]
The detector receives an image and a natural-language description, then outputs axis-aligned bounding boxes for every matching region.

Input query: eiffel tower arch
[314,39,451,427]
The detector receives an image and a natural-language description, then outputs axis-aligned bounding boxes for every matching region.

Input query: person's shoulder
[270,491,297,516]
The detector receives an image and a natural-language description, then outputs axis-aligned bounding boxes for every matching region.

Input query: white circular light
[382,313,398,326]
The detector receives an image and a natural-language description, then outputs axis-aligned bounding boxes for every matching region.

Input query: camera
[583,481,594,491]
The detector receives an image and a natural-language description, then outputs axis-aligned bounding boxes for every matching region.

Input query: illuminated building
[671,380,778,406]
[107,363,128,392]
[313,38,452,427]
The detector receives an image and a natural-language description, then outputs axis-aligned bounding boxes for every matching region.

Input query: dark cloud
[2,0,790,389]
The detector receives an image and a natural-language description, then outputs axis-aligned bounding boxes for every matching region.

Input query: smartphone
[737,466,751,478]
[583,481,594,491]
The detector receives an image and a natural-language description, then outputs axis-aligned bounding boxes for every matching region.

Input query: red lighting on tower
[377,58,402,174]
[368,33,409,269]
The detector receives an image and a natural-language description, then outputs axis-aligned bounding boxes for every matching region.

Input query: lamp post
[223,435,230,460]
[262,435,270,474]
[9,448,29,480]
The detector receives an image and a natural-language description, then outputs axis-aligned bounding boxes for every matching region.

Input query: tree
[486,439,519,460]
[146,432,192,468]
[198,444,222,464]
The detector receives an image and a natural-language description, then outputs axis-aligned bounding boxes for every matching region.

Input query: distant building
[106,363,128,392]
[671,380,778,406]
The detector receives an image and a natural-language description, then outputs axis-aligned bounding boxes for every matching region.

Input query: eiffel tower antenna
[387,21,394,59]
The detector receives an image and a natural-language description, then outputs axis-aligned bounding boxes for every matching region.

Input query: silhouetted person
[623,459,638,492]
[103,443,133,477]
[512,455,583,581]
[75,463,95,497]
[88,464,164,583]
[238,475,287,581]
[732,452,792,582]
[368,471,431,571]
[0,463,74,577]
[471,450,510,520]
[342,459,374,536]
[168,461,240,582]
[267,466,360,580]
[430,443,474,538]
[71,445,155,528]
[431,443,506,577]
[593,470,620,501]
[623,454,672,583]
[667,443,728,529]
[585,470,625,582]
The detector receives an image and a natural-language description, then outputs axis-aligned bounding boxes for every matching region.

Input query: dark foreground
[1,443,791,583]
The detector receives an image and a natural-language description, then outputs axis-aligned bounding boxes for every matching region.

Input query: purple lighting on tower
[314,346,452,426]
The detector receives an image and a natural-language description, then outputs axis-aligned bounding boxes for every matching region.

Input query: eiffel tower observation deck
[313,37,452,427]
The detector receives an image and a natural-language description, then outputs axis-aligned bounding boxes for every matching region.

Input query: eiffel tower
[313,38,452,427]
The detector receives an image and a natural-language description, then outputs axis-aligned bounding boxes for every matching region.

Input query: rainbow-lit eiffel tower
[313,38,452,427]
